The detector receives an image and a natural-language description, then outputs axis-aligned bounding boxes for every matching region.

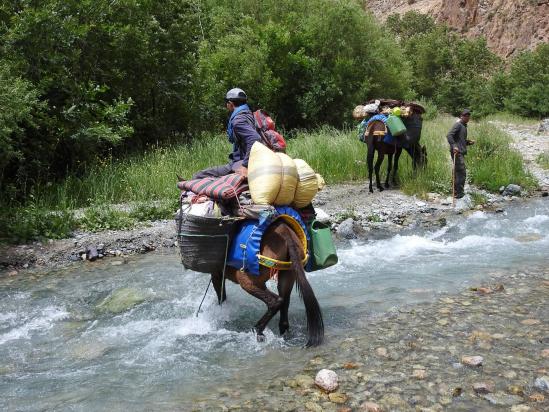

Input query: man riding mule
[177,88,329,347]
[193,88,260,179]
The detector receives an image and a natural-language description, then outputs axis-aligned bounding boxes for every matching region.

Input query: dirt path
[492,120,549,190]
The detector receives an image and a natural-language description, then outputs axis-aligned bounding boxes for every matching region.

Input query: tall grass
[18,115,539,208]
[1,115,537,242]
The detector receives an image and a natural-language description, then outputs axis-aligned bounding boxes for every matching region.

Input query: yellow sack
[316,174,326,191]
[293,159,319,208]
[248,142,298,205]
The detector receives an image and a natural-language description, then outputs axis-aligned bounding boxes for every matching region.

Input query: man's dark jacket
[447,120,468,154]
[228,109,261,168]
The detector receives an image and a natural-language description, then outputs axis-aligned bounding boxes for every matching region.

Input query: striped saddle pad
[177,174,247,201]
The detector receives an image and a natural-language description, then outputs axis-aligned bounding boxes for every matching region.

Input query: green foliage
[198,0,412,129]
[387,12,502,116]
[467,122,536,191]
[536,152,549,170]
[79,206,136,232]
[470,191,488,207]
[129,201,177,221]
[502,44,549,117]
[0,0,201,201]
[0,205,76,243]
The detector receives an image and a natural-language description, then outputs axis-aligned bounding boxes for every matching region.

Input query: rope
[195,278,211,317]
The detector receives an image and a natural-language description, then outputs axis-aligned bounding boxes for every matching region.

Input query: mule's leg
[236,272,283,342]
[374,152,384,191]
[277,270,295,336]
[385,152,393,188]
[211,272,226,304]
[393,148,402,186]
[367,142,375,193]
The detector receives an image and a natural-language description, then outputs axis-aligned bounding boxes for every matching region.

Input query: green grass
[1,115,537,243]
[537,152,549,170]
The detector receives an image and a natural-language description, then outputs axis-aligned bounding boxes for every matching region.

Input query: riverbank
[2,184,546,273]
[189,267,549,412]
[1,117,547,273]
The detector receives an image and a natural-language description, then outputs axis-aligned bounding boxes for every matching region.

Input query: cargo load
[248,142,298,205]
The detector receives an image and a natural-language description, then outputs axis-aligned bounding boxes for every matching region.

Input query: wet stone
[295,374,315,389]
[534,376,549,391]
[483,392,523,406]
[315,369,339,393]
[328,392,348,404]
[461,355,483,367]
[360,401,382,412]
[473,381,495,394]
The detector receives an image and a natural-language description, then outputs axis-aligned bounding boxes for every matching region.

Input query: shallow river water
[1,198,548,411]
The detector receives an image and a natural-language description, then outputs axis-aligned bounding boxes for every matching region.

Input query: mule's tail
[286,225,324,347]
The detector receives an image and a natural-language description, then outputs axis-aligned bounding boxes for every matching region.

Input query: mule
[365,120,427,193]
[210,219,324,347]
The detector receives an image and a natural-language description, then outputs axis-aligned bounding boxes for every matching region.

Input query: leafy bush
[129,202,178,221]
[502,44,549,117]
[0,205,76,243]
[198,0,412,130]
[79,206,136,232]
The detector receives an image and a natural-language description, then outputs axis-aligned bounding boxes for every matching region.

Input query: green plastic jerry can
[307,220,338,272]
[386,114,407,136]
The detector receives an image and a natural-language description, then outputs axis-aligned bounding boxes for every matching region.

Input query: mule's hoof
[378,186,384,192]
[279,322,289,335]
[384,183,390,189]
[369,187,374,193]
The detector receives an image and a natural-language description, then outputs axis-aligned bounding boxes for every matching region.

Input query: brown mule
[210,219,324,347]
[364,120,427,193]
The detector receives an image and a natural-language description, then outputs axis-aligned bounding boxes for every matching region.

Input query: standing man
[447,109,474,199]
[193,88,261,179]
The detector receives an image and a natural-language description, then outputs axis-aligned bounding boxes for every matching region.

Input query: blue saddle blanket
[227,206,308,276]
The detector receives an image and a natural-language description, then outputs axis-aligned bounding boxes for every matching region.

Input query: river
[1,198,548,411]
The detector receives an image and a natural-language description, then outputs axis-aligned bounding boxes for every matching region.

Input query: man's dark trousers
[451,152,466,198]
[192,164,234,180]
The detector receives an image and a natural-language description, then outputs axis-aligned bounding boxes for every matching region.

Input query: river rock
[483,392,523,406]
[537,118,549,134]
[510,406,531,412]
[295,374,315,389]
[360,401,382,412]
[503,184,522,197]
[473,382,495,394]
[315,369,339,392]
[315,208,330,223]
[455,194,473,210]
[529,392,545,402]
[461,355,483,367]
[534,376,549,391]
[337,218,359,239]
[87,246,99,261]
[305,402,322,412]
[95,287,150,314]
[328,392,347,404]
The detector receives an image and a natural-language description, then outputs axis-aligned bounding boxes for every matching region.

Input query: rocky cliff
[365,0,549,58]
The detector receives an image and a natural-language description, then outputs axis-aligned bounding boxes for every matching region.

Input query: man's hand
[453,147,459,155]
[235,166,248,177]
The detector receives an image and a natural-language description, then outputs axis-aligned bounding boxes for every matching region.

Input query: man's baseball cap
[460,108,471,116]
